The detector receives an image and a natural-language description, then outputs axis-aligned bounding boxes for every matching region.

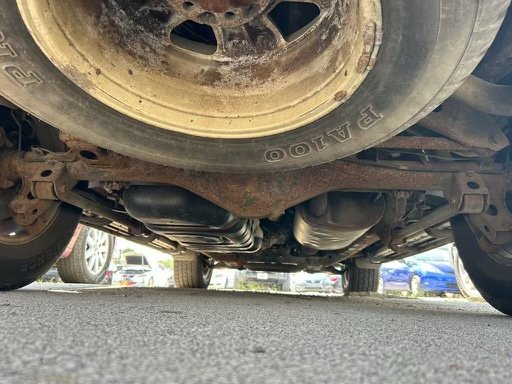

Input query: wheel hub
[18,0,382,138]
[176,0,271,27]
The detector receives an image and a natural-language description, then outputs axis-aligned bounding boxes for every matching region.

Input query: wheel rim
[342,273,349,291]
[377,277,384,294]
[450,243,481,299]
[85,229,110,275]
[18,0,382,139]
[0,190,61,246]
[411,276,420,296]
[202,257,213,282]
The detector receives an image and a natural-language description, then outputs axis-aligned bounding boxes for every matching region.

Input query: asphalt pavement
[1,284,511,384]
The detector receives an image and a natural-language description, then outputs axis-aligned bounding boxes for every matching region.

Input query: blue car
[380,247,460,296]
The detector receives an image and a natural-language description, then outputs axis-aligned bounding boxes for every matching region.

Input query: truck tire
[0,1,508,172]
[174,254,213,289]
[451,215,512,316]
[346,261,380,293]
[0,204,81,290]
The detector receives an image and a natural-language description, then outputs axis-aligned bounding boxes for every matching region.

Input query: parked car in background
[3,2,512,317]
[104,264,123,285]
[379,247,459,296]
[115,253,173,287]
[152,264,174,287]
[449,243,483,301]
[209,270,236,290]
[329,275,347,294]
[112,266,154,287]
[293,272,334,293]
[41,225,115,284]
[234,270,291,291]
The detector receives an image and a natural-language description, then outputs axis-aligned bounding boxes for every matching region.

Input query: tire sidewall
[0,0,482,172]
[201,257,213,287]
[0,204,81,288]
[451,215,512,306]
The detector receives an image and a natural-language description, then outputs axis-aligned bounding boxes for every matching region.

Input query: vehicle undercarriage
[1,102,510,274]
[2,0,512,315]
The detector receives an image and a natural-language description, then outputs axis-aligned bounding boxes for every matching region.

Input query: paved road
[1,284,511,384]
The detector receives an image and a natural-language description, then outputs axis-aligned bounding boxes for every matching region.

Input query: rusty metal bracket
[25,146,78,163]
[449,173,489,214]
[390,173,489,247]
[29,162,77,200]
[8,176,55,227]
[468,172,512,245]
[8,162,77,227]
[418,99,509,154]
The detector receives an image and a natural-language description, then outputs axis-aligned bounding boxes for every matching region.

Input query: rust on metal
[375,136,475,151]
[334,90,347,103]
[469,172,512,245]
[418,99,510,152]
[2,134,505,219]
[357,21,380,73]
[198,0,256,13]
[19,0,382,139]
[8,177,55,227]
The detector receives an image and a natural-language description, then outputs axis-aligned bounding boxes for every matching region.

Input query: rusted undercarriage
[2,22,512,272]
[1,125,508,218]
[1,125,511,272]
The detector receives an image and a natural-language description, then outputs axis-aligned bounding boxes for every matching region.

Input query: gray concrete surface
[0,284,511,384]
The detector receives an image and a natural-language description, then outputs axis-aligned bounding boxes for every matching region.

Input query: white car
[151,264,174,288]
[209,270,236,290]
[112,266,154,287]
[112,264,172,288]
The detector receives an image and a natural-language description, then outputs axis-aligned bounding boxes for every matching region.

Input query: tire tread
[348,263,380,293]
[174,258,210,289]
[0,205,81,291]
[398,0,511,132]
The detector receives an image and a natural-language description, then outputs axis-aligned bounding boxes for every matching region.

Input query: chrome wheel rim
[410,276,420,296]
[85,228,110,275]
[202,257,213,282]
[450,243,482,299]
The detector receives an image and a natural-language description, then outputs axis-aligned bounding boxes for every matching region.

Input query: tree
[159,258,174,269]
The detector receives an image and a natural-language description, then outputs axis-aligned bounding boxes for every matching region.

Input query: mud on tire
[0,0,509,172]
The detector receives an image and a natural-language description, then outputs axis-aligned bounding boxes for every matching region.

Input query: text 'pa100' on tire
[0,0,506,172]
